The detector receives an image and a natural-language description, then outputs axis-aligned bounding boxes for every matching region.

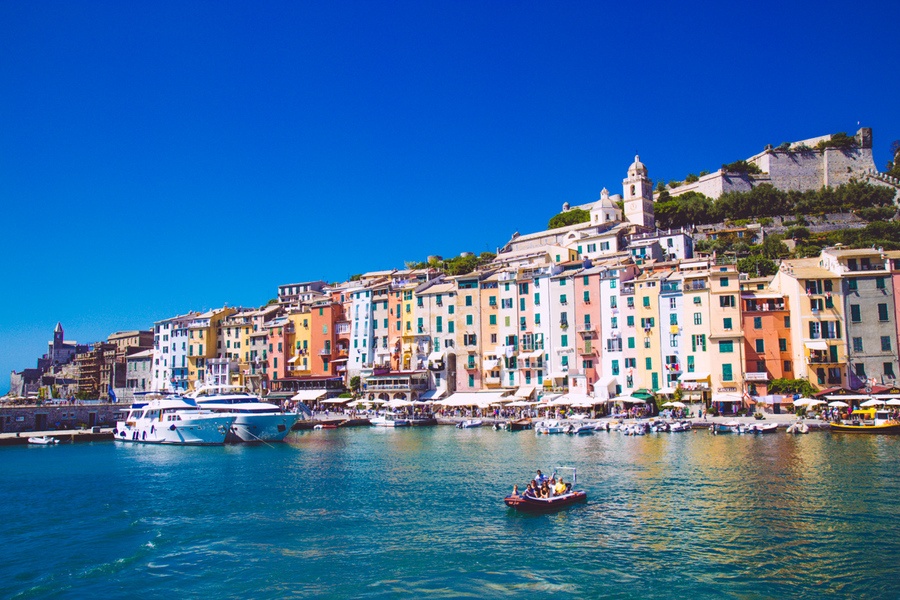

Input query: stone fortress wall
[658,128,900,201]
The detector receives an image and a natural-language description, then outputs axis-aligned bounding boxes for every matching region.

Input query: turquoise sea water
[2,428,900,598]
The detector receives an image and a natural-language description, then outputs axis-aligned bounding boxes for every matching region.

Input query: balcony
[319,348,332,356]
[661,283,681,293]
[621,284,635,296]
[688,281,707,291]
[578,323,595,333]
[464,362,478,371]
[428,361,445,371]
[579,346,595,356]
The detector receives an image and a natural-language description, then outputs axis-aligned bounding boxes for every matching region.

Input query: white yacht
[186,385,300,443]
[115,396,235,445]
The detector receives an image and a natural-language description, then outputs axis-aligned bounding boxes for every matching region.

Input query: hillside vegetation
[655,181,895,230]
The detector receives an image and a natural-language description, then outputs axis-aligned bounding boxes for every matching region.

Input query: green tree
[767,378,817,397]
[887,140,900,178]
[737,255,778,277]
[350,376,361,397]
[759,235,791,259]
[548,208,590,229]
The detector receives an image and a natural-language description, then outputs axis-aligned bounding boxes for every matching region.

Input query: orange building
[741,278,793,396]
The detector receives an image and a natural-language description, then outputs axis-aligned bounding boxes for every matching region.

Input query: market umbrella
[886,399,900,406]
[827,400,849,408]
[860,399,885,407]
[661,401,674,407]
[793,397,816,406]
[804,399,825,407]
[671,401,686,408]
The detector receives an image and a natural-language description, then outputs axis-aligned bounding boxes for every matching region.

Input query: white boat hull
[115,414,235,445]
[228,413,299,442]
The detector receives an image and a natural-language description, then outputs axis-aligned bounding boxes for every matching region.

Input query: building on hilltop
[497,156,656,260]
[661,127,900,201]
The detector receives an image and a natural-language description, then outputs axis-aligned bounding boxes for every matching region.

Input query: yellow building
[186,307,237,389]
[287,307,313,377]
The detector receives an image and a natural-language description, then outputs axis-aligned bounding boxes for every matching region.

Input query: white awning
[514,386,536,399]
[556,393,595,407]
[419,389,447,400]
[291,390,327,401]
[482,359,500,370]
[713,393,744,403]
[320,398,349,404]
[523,350,543,359]
[679,372,710,381]
[288,356,300,363]
[548,371,569,379]
[615,395,647,404]
[656,386,677,395]
[439,392,509,407]
[594,376,618,389]
[428,351,444,361]
[825,394,871,400]
[330,358,348,363]
[805,341,829,351]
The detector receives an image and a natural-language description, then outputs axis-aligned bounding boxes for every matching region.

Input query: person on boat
[535,469,547,485]
[540,482,551,498]
[511,484,520,496]
[523,483,536,498]
[554,477,567,496]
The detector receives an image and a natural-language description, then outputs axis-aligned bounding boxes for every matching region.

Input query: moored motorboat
[786,421,810,434]
[456,419,483,429]
[28,435,59,445]
[534,420,568,434]
[187,385,300,443]
[746,422,778,434]
[831,409,900,434]
[369,413,411,427]
[507,418,533,431]
[114,396,235,445]
[567,423,595,435]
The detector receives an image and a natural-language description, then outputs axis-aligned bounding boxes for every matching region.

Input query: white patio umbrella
[386,399,413,409]
[827,400,849,408]
[860,399,885,407]
[661,401,675,407]
[793,397,816,406]
[886,399,900,406]
[670,401,686,408]
[804,399,825,407]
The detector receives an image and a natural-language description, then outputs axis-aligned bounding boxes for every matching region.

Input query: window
[719,295,735,308]
[611,360,620,376]
[534,293,540,306]
[855,363,866,378]
[583,291,590,303]
[809,322,821,339]
[627,297,634,308]
[561,334,568,347]
[723,317,733,330]
[784,360,792,373]
[886,363,896,378]
[722,363,733,381]
[876,277,886,290]
[670,313,678,326]
[853,337,863,352]
[645,357,652,370]
[882,336,892,352]
[611,317,618,329]
[811,298,823,311]
[753,316,762,329]
[560,294,568,305]
[534,314,541,325]
[625,358,636,369]
[627,337,635,349]
[691,334,707,352]
[466,315,473,326]
[694,313,702,325]
[878,304,889,322]
[719,340,734,353]
[610,297,617,309]
[520,298,525,311]
[687,355,694,372]
[847,279,858,292]
[720,277,729,287]
[779,338,787,352]
[755,339,764,353]
[627,315,635,327]
[850,305,861,323]
[784,316,790,328]
[465,295,473,306]
[642,296,650,307]
[489,315,497,326]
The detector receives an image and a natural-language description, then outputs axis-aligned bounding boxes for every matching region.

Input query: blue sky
[1,0,898,392]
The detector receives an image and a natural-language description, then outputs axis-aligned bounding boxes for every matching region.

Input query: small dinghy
[28,436,59,445]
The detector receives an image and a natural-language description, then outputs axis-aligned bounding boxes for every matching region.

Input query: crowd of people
[511,469,573,499]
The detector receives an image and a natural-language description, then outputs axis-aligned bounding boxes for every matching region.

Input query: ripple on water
[2,430,900,598]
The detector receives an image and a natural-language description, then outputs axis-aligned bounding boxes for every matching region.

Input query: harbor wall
[0,403,122,434]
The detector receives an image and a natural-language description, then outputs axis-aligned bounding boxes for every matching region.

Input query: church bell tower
[623,155,655,229]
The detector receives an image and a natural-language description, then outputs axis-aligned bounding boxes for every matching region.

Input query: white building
[151,312,196,392]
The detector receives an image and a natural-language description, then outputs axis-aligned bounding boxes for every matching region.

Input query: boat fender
[169,424,177,431]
